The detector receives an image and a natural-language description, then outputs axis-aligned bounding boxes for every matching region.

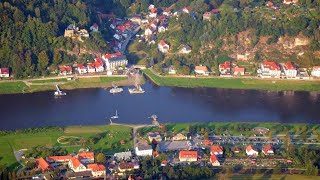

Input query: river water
[0,79,319,130]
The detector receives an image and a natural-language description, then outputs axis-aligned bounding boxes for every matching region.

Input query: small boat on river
[109,82,123,94]
[54,85,66,96]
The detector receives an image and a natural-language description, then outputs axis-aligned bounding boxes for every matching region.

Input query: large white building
[259,61,281,78]
[281,62,297,78]
[68,157,87,172]
[311,66,320,77]
[102,52,128,70]
[135,145,153,156]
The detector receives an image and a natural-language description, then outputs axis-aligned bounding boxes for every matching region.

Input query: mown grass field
[143,69,320,92]
[0,76,127,94]
[0,125,132,169]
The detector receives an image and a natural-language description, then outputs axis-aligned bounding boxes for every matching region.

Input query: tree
[37,51,49,75]
[53,50,62,65]
[95,153,106,164]
[24,51,35,77]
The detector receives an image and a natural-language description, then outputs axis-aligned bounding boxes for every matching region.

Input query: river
[0,79,319,130]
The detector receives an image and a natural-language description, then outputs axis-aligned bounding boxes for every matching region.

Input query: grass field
[0,125,132,169]
[225,174,320,180]
[0,76,127,94]
[143,69,320,92]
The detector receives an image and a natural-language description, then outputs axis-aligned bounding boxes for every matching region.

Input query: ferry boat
[54,85,66,96]
[128,85,145,94]
[109,82,123,94]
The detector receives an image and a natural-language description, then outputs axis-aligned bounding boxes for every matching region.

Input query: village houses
[0,67,9,77]
[59,65,73,76]
[258,61,281,78]
[210,145,224,156]
[172,133,187,141]
[219,61,231,75]
[68,157,87,172]
[195,65,210,76]
[87,164,106,178]
[158,40,170,53]
[311,66,320,77]
[135,145,153,156]
[76,64,87,74]
[179,151,198,162]
[102,52,128,70]
[179,45,192,54]
[281,62,297,78]
[210,154,220,166]
[262,144,275,155]
[90,23,99,32]
[147,132,162,142]
[246,145,259,156]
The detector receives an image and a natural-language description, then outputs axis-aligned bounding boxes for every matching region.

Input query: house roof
[159,40,168,47]
[266,1,274,6]
[70,157,83,169]
[183,6,191,12]
[104,52,122,59]
[59,65,72,72]
[219,61,231,69]
[195,66,209,72]
[149,8,157,13]
[92,23,98,29]
[78,64,86,69]
[37,157,50,171]
[203,12,212,17]
[211,9,220,14]
[46,155,72,162]
[0,68,9,74]
[262,144,273,153]
[246,145,258,152]
[234,67,245,72]
[87,164,106,172]
[262,61,280,70]
[179,151,197,158]
[210,155,218,162]
[119,162,134,169]
[211,145,223,153]
[137,145,152,151]
[313,66,320,70]
[283,62,295,70]
[78,152,94,159]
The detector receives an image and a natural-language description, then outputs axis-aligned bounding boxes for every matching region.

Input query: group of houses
[219,61,245,76]
[36,152,106,179]
[64,24,90,40]
[58,52,128,76]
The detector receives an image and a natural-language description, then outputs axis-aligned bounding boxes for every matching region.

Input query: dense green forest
[0,0,109,78]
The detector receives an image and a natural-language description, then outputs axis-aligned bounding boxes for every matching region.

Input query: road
[14,149,28,173]
[120,26,141,53]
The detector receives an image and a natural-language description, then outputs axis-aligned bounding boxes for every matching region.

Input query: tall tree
[37,51,49,75]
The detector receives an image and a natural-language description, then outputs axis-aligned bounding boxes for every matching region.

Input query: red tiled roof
[104,52,122,59]
[219,61,231,69]
[92,23,98,28]
[87,164,106,172]
[234,67,245,72]
[262,61,280,70]
[47,155,72,162]
[283,62,295,70]
[210,155,218,162]
[78,64,86,69]
[203,12,211,17]
[246,145,258,152]
[211,145,223,153]
[183,6,191,12]
[313,66,320,70]
[159,40,168,47]
[211,9,220,14]
[78,152,94,159]
[195,66,209,72]
[149,8,157,13]
[266,1,274,6]
[0,68,9,74]
[262,144,273,153]
[119,162,134,170]
[88,63,95,69]
[70,157,82,169]
[179,151,197,158]
[59,65,72,72]
[37,157,50,171]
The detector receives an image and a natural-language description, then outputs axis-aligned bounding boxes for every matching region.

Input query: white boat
[128,85,145,94]
[54,85,66,96]
[110,110,118,119]
[109,82,123,94]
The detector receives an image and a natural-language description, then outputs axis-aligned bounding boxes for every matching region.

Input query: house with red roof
[0,68,9,77]
[233,67,245,76]
[210,155,220,166]
[90,23,99,32]
[203,12,212,21]
[59,65,73,76]
[262,144,274,155]
[87,164,106,178]
[87,63,96,73]
[161,160,168,166]
[281,62,297,78]
[211,9,220,14]
[46,155,73,163]
[246,145,259,156]
[195,65,210,76]
[182,6,191,14]
[259,61,281,78]
[158,23,168,33]
[145,27,155,36]
[283,0,298,4]
[68,157,87,172]
[179,151,198,162]
[102,52,127,70]
[158,40,170,53]
[149,8,158,18]
[94,58,104,72]
[266,1,274,6]
[311,66,320,77]
[76,64,87,74]
[219,61,231,75]
[37,157,51,172]
[77,152,95,164]
[210,145,224,156]
[163,8,172,16]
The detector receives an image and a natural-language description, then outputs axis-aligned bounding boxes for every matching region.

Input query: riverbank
[143,69,320,92]
[0,76,128,95]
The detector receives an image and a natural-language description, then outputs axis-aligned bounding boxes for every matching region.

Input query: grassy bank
[0,76,127,95]
[143,69,320,92]
[0,125,132,169]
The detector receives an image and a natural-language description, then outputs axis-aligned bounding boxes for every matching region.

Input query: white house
[182,6,191,14]
[158,40,170,53]
[68,157,87,172]
[246,145,259,156]
[210,155,220,166]
[259,61,281,78]
[87,164,106,178]
[90,23,99,32]
[0,68,9,77]
[102,52,128,70]
[195,65,210,76]
[114,151,132,161]
[144,27,154,36]
[262,144,274,155]
[87,63,96,73]
[179,45,191,54]
[168,65,177,75]
[219,61,231,75]
[135,145,153,156]
[158,24,168,33]
[76,64,87,74]
[94,58,105,72]
[281,62,297,78]
[311,66,320,77]
[149,8,157,18]
[77,152,94,164]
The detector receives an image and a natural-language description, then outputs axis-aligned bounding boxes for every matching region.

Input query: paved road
[14,149,28,173]
[120,26,141,53]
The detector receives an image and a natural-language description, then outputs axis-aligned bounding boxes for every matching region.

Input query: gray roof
[109,55,127,62]
[114,151,132,160]
[66,171,93,178]
[137,145,152,151]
